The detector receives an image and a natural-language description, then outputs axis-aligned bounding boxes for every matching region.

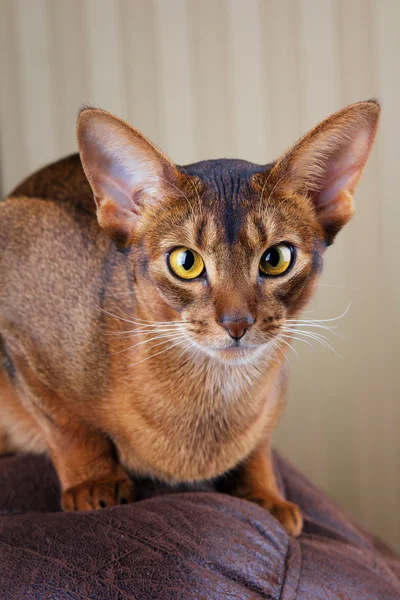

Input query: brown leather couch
[1,451,399,599]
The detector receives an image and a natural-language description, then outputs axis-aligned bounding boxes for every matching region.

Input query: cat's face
[131,160,324,364]
[77,101,379,364]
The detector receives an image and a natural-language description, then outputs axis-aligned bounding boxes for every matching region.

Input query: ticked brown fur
[0,102,379,536]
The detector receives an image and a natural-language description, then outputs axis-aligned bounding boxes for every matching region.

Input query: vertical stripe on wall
[153,0,197,162]
[223,0,271,161]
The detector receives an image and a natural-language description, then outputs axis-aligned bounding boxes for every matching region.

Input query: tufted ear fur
[269,100,380,244]
[77,108,179,247]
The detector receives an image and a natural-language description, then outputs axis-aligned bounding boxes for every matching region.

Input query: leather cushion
[0,452,399,599]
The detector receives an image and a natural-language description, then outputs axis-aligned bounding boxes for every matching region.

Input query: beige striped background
[0,0,399,552]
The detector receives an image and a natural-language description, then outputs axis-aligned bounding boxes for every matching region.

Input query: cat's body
[0,154,283,478]
[0,102,380,534]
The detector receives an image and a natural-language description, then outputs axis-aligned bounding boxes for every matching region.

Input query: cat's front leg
[233,439,303,537]
[16,388,136,511]
[43,419,135,511]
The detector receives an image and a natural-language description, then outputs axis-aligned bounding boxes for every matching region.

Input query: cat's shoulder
[5,153,95,216]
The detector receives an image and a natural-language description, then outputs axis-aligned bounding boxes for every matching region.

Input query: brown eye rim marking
[166,247,206,282]
[259,243,296,278]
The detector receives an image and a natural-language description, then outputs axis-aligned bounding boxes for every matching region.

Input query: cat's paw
[269,499,303,537]
[252,496,303,537]
[62,471,135,511]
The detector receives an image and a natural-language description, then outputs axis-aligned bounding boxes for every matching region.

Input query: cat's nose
[218,315,255,341]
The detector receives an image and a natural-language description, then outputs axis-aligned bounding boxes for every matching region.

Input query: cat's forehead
[180,158,269,182]
[177,159,275,246]
[179,159,270,204]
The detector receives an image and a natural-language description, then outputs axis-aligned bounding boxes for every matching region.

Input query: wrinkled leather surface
[0,452,399,599]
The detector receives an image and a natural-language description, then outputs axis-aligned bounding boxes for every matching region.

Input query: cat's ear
[77,108,178,246]
[269,100,380,244]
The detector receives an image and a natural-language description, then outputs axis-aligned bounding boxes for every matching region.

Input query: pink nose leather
[219,316,255,341]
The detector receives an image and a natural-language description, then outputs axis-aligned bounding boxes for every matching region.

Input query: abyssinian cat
[0,101,379,536]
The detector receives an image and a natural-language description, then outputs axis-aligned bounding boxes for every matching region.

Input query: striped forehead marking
[180,159,270,246]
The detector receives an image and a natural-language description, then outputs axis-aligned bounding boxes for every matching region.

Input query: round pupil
[266,247,280,267]
[179,250,195,271]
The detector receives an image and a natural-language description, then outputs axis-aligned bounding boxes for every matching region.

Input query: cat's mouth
[219,341,255,351]
[185,333,271,364]
[211,341,268,363]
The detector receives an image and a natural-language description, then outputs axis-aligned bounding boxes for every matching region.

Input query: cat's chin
[197,343,273,366]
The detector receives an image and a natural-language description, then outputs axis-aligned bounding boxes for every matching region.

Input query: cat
[0,101,379,536]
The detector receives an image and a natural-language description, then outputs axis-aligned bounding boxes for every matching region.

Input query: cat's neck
[105,291,287,481]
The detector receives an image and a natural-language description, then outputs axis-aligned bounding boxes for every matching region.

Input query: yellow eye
[259,244,294,276]
[168,247,205,280]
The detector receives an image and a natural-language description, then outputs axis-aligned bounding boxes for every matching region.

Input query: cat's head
[77,102,379,364]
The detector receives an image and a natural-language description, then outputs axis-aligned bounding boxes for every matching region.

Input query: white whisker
[127,337,189,369]
[95,304,191,332]
[174,337,200,364]
[280,332,315,351]
[284,328,330,347]
[275,336,300,359]
[268,338,292,369]
[286,322,339,334]
[282,328,342,359]
[110,304,191,326]
[110,332,187,357]
[128,333,187,354]
[283,328,330,344]
[106,324,186,337]
[292,302,352,324]
[94,305,146,326]
[317,283,355,290]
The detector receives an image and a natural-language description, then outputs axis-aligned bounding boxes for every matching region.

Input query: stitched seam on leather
[278,538,302,600]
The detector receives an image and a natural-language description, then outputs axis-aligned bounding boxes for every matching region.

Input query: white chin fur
[189,339,276,366]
